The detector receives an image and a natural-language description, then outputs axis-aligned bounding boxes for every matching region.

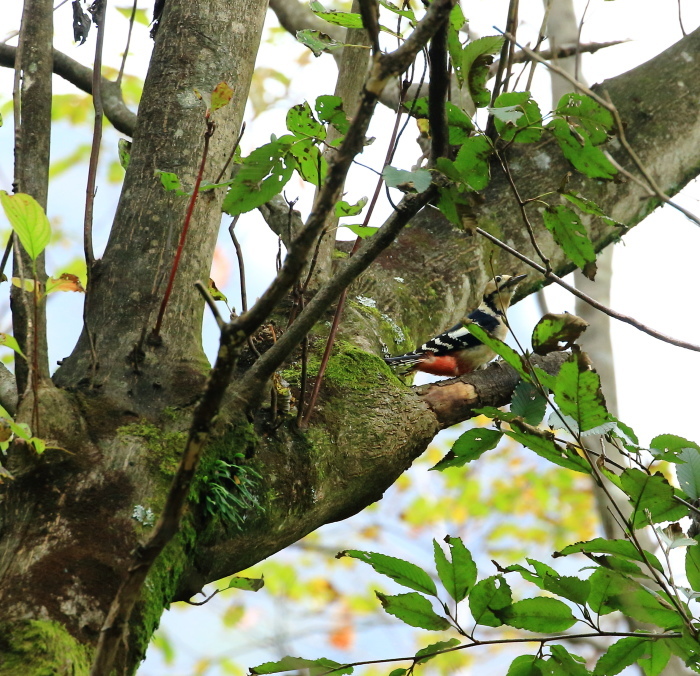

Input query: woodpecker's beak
[503,273,527,288]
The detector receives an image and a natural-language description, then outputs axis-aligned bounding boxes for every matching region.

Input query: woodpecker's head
[481,274,527,315]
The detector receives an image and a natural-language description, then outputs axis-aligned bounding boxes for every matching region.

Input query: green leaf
[430,427,503,471]
[315,95,350,135]
[492,92,543,143]
[542,574,591,606]
[510,381,547,425]
[382,166,432,194]
[118,138,131,170]
[505,420,590,474]
[686,538,700,592]
[555,537,664,574]
[435,183,474,229]
[500,597,576,633]
[547,117,617,180]
[620,468,688,529]
[0,191,51,261]
[340,550,437,596]
[375,591,450,630]
[0,333,26,360]
[555,93,613,145]
[548,645,589,676]
[414,638,460,664]
[221,139,294,215]
[532,313,589,356]
[560,191,623,228]
[251,656,352,676]
[225,575,264,592]
[296,29,346,57]
[342,224,377,239]
[155,170,187,194]
[650,433,700,464]
[447,6,466,87]
[469,575,512,627]
[433,536,477,602]
[638,638,672,676]
[465,323,530,379]
[335,197,367,217]
[588,568,682,629]
[378,0,415,21]
[287,101,326,140]
[452,134,493,190]
[506,654,545,676]
[211,82,234,113]
[594,637,650,676]
[445,102,474,144]
[674,453,700,501]
[552,351,611,433]
[460,36,504,107]
[289,138,327,186]
[309,2,363,28]
[542,205,597,279]
[115,5,150,25]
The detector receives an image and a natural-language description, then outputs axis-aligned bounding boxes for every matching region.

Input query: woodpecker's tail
[384,353,423,369]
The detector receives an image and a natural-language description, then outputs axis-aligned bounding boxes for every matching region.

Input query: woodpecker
[384,274,527,377]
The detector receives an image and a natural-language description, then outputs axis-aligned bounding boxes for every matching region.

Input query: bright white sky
[2,1,700,674]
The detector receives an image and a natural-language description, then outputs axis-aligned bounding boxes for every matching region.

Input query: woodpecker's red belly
[416,345,497,377]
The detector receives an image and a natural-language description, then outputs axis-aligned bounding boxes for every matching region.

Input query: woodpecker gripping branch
[384,274,527,377]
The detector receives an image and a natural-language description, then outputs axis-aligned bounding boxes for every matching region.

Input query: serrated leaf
[555,538,664,574]
[500,597,576,632]
[506,420,590,474]
[0,191,51,261]
[452,135,493,190]
[532,313,589,355]
[510,381,547,425]
[251,656,352,676]
[378,0,415,21]
[491,92,543,143]
[555,93,613,145]
[685,540,700,593]
[542,574,591,606]
[289,138,327,186]
[553,351,611,433]
[430,427,503,471]
[287,101,326,140]
[225,575,264,592]
[547,117,617,180]
[465,323,530,379]
[342,224,377,239]
[382,166,431,194]
[638,639,671,676]
[542,205,597,279]
[560,190,623,228]
[296,29,346,56]
[676,448,700,500]
[460,36,504,107]
[375,591,450,630]
[620,468,687,529]
[506,654,545,676]
[221,139,294,215]
[650,433,700,463]
[548,645,589,676]
[211,82,234,113]
[335,197,367,217]
[309,2,363,28]
[315,95,350,135]
[414,638,460,664]
[469,575,512,627]
[340,550,437,596]
[593,637,650,676]
[433,536,477,602]
[0,333,26,360]
[445,102,474,144]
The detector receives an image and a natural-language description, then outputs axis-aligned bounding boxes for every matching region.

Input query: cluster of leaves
[243,316,700,676]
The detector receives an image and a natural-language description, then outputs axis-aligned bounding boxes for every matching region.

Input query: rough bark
[0,8,699,676]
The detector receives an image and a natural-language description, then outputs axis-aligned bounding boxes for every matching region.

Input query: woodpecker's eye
[495,275,502,283]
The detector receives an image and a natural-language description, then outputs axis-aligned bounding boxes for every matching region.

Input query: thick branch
[0,43,137,137]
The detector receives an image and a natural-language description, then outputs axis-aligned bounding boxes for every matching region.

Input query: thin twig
[116,0,137,87]
[215,122,246,184]
[475,226,700,353]
[678,0,687,37]
[195,280,225,331]
[500,30,700,228]
[0,236,13,282]
[228,216,246,311]
[153,119,216,337]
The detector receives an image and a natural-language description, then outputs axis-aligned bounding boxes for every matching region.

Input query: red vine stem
[152,119,215,338]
